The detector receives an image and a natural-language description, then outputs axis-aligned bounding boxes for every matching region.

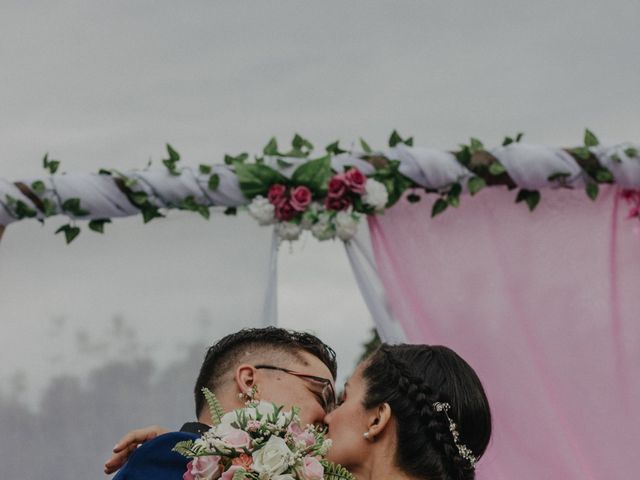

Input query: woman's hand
[103,425,169,474]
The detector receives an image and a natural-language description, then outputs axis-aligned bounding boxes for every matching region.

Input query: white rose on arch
[248,196,276,225]
[334,210,359,241]
[276,221,302,241]
[251,435,294,477]
[362,179,388,212]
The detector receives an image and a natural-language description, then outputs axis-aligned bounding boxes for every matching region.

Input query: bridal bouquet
[173,389,353,480]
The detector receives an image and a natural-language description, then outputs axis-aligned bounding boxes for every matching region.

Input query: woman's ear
[234,364,257,395]
[368,402,392,438]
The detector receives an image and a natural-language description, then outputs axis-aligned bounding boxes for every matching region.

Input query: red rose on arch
[344,167,367,194]
[290,185,312,212]
[268,184,287,205]
[327,174,347,199]
[324,196,351,211]
[275,201,297,221]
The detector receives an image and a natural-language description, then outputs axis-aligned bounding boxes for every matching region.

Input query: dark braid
[363,344,491,480]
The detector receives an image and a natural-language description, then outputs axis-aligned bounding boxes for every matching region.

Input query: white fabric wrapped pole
[591,143,640,188]
[344,228,407,344]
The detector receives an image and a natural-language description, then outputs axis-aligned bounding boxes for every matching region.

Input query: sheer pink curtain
[369,186,640,479]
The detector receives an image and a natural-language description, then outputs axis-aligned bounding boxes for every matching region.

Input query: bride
[107,343,491,480]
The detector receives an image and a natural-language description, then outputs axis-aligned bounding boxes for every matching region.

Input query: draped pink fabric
[368,186,640,479]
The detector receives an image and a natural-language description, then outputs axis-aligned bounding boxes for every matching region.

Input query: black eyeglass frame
[254,364,336,412]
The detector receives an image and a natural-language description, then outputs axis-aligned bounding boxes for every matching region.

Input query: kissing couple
[105,327,491,480]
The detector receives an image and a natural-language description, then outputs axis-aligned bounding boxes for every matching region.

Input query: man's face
[253,350,335,426]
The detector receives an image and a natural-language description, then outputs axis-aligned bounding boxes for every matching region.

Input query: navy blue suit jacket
[113,423,208,480]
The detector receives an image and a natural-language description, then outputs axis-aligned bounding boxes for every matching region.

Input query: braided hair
[362,344,491,480]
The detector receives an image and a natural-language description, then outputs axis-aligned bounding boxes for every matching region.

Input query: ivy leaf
[199,164,212,175]
[624,147,638,158]
[263,137,280,156]
[469,138,484,154]
[235,163,288,198]
[431,198,448,218]
[586,182,599,201]
[584,129,599,147]
[488,162,506,175]
[291,155,332,194]
[130,191,148,207]
[516,189,541,211]
[224,207,237,216]
[62,198,90,217]
[360,138,372,153]
[208,174,220,191]
[224,153,249,165]
[407,193,421,203]
[455,145,471,167]
[515,132,524,142]
[166,143,180,162]
[595,168,614,183]
[467,176,486,196]
[326,141,347,155]
[31,180,46,195]
[572,146,590,160]
[42,198,56,217]
[98,169,112,176]
[43,153,60,174]
[502,136,514,146]
[55,224,81,244]
[277,158,293,169]
[141,205,164,223]
[88,218,111,233]
[389,130,403,147]
[290,134,313,157]
[547,172,571,182]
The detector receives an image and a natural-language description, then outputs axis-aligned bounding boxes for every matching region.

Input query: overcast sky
[0,1,638,475]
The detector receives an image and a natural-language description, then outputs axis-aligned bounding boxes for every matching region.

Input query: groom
[107,327,337,478]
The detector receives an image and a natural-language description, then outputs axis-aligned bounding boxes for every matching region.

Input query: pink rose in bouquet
[221,428,252,450]
[183,456,221,480]
[297,456,324,480]
[290,186,312,211]
[344,168,367,194]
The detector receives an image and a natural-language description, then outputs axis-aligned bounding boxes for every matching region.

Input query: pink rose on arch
[327,174,347,199]
[184,456,221,480]
[290,185,312,211]
[221,428,252,450]
[344,167,367,194]
[275,201,297,221]
[220,465,243,480]
[296,456,324,480]
[268,184,288,205]
[324,196,351,211]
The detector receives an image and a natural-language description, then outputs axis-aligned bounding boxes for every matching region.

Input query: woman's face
[323,362,372,469]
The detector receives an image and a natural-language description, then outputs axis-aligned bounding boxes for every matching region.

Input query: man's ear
[368,402,392,438]
[234,364,257,395]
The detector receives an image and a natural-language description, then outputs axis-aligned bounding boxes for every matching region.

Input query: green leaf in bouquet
[291,155,332,195]
[321,461,356,480]
[202,387,225,425]
[231,468,248,480]
[172,440,198,458]
[235,163,289,198]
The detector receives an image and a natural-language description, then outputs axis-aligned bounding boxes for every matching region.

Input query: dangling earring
[239,385,259,403]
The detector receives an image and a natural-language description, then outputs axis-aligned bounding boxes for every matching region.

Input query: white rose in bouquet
[251,436,294,477]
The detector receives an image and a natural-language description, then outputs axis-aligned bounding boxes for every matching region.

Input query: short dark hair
[363,344,491,480]
[194,327,337,416]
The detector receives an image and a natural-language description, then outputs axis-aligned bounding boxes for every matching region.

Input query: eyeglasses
[254,364,336,412]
